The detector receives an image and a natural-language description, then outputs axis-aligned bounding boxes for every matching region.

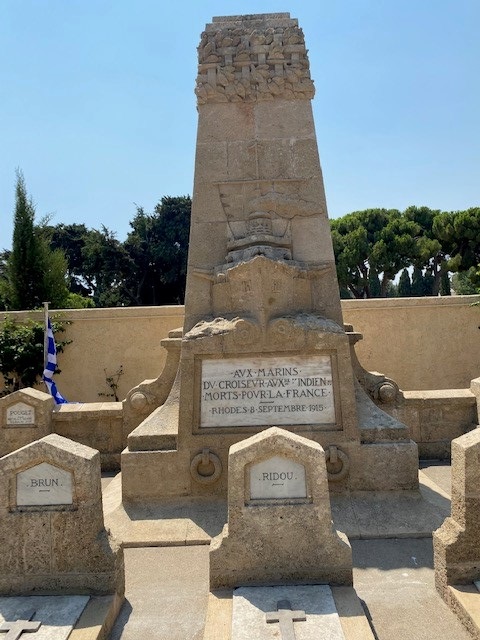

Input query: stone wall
[0,296,478,402]
[384,388,477,459]
[342,295,480,391]
[1,306,184,403]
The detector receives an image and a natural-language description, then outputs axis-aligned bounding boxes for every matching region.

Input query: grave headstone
[434,428,480,598]
[0,389,53,458]
[0,434,124,596]
[209,427,352,589]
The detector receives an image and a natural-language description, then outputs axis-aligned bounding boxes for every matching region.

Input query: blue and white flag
[42,318,68,404]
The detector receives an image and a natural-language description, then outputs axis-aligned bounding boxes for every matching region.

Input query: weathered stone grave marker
[122,12,418,502]
[0,389,53,459]
[209,427,352,589]
[0,433,124,596]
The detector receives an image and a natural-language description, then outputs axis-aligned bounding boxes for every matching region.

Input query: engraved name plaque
[201,355,334,428]
[250,456,307,500]
[16,462,73,506]
[6,402,35,426]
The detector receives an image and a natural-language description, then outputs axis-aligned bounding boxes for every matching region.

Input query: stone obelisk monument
[122,13,418,500]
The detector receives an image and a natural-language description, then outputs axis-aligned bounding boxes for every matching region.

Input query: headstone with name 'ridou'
[0,434,124,596]
[210,427,352,589]
[122,12,418,502]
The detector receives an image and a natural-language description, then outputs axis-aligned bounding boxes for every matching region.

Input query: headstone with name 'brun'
[0,389,54,458]
[123,12,418,502]
[209,427,352,588]
[0,434,124,596]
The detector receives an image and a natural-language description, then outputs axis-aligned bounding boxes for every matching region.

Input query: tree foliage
[397,268,412,297]
[124,196,191,305]
[331,209,419,298]
[0,172,69,310]
[2,168,478,305]
[331,206,480,298]
[433,208,480,273]
[0,315,70,395]
[45,196,192,307]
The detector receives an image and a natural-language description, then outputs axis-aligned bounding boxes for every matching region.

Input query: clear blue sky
[1,1,479,251]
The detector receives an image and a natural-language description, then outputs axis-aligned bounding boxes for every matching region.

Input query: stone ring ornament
[190,448,223,484]
[128,391,148,411]
[373,380,399,404]
[325,446,350,482]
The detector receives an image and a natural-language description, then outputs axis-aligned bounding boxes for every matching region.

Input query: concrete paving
[352,538,470,640]
[105,463,474,640]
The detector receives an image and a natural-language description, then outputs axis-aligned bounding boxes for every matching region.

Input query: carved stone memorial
[0,434,124,596]
[209,427,352,588]
[122,12,418,501]
[0,388,54,459]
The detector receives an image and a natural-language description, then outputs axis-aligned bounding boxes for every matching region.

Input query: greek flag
[42,318,68,404]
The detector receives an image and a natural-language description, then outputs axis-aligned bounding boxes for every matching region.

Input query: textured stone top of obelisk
[196,12,315,104]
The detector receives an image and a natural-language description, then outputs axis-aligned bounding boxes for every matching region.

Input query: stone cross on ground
[266,599,306,640]
[0,610,41,640]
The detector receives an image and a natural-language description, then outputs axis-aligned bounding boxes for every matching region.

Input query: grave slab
[232,585,345,640]
[0,596,88,640]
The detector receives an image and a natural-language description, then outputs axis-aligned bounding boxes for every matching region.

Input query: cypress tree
[440,271,451,296]
[3,171,69,310]
[367,267,382,298]
[397,268,412,297]
[411,267,425,296]
[5,171,43,309]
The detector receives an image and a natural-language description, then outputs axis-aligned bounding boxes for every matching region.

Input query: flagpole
[43,301,49,370]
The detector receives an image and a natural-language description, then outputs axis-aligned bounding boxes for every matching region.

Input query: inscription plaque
[16,462,73,506]
[6,402,35,426]
[250,455,307,500]
[201,355,335,428]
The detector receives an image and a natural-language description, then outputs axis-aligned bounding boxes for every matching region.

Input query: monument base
[122,313,418,502]
[121,438,418,502]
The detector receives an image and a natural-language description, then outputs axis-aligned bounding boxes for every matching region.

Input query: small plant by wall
[98,365,124,402]
[0,315,71,396]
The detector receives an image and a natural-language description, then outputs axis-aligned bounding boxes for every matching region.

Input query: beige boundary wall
[1,306,184,403]
[0,295,478,402]
[342,295,480,392]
